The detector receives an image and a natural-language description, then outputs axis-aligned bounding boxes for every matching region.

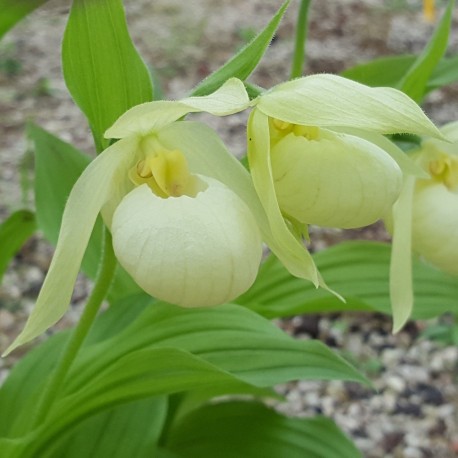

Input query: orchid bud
[269,122,403,229]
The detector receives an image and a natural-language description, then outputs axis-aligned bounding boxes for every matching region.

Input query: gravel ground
[1,1,458,457]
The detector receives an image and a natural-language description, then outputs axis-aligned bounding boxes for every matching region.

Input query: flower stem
[33,228,116,426]
[290,0,311,80]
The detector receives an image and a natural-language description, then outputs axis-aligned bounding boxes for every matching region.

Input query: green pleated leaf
[239,241,458,320]
[28,124,141,302]
[41,398,167,458]
[0,331,69,437]
[0,0,49,40]
[0,210,36,284]
[164,401,361,458]
[21,348,256,458]
[190,0,289,97]
[0,297,364,455]
[66,303,367,394]
[397,0,454,102]
[62,0,153,152]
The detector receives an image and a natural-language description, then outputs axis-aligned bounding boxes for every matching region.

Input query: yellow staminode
[130,142,200,198]
[428,154,458,190]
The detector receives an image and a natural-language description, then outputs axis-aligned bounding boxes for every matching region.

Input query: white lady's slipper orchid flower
[246,74,444,330]
[4,78,265,355]
[411,125,458,276]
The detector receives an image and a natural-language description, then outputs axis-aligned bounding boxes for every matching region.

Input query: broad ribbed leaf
[190,1,289,97]
[28,124,141,303]
[41,398,167,458]
[397,0,454,102]
[164,401,362,458]
[0,0,49,40]
[62,0,153,151]
[21,349,256,458]
[66,303,366,393]
[0,331,69,437]
[0,210,36,283]
[239,241,458,320]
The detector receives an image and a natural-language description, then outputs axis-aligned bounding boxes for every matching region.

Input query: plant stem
[290,0,311,80]
[33,228,116,426]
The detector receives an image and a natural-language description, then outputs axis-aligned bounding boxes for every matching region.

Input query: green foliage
[163,401,362,458]
[190,0,289,97]
[343,0,456,102]
[42,398,167,458]
[0,0,49,40]
[397,0,455,102]
[421,317,458,345]
[0,210,36,284]
[61,0,153,152]
[28,124,141,302]
[239,241,458,320]
[0,299,365,456]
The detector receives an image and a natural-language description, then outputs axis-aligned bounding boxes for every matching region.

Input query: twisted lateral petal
[256,74,443,138]
[111,178,263,307]
[271,130,402,228]
[390,175,415,333]
[3,137,139,355]
[247,109,320,286]
[105,78,250,139]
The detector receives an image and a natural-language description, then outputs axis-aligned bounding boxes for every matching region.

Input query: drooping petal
[256,74,443,138]
[247,109,320,286]
[105,78,250,139]
[270,129,402,228]
[390,175,415,333]
[111,177,263,307]
[3,136,139,355]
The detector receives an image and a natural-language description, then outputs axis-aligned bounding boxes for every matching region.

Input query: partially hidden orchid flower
[5,79,270,355]
[411,121,458,275]
[387,120,458,330]
[246,74,444,331]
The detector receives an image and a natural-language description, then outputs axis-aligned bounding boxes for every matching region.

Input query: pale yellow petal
[3,137,139,355]
[105,78,250,139]
[257,74,443,138]
[390,175,416,333]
